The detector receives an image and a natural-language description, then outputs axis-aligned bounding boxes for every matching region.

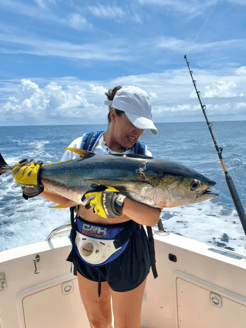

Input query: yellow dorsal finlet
[65,148,92,158]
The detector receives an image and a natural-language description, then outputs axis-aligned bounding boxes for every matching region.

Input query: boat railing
[46,224,72,242]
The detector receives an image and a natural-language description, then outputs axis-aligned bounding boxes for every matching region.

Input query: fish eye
[190,179,201,191]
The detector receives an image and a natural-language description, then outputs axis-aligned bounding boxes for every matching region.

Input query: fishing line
[226,157,246,201]
[186,0,220,54]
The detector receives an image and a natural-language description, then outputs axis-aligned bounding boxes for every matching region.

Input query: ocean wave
[161,200,246,255]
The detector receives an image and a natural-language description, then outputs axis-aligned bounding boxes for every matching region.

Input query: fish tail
[0,153,11,176]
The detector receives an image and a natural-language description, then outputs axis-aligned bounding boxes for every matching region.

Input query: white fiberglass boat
[0,223,246,328]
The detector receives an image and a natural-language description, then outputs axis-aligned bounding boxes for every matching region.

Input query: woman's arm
[122,198,162,227]
[40,189,78,207]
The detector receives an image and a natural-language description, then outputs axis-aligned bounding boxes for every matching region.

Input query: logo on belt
[82,223,107,238]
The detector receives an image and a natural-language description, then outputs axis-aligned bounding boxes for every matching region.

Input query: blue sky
[1,0,246,125]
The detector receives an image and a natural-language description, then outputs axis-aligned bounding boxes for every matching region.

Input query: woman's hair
[105,86,124,123]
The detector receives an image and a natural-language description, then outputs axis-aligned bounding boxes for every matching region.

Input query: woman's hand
[12,159,44,199]
[81,184,162,226]
[81,185,127,219]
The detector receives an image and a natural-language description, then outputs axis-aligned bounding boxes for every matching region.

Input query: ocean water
[0,122,246,254]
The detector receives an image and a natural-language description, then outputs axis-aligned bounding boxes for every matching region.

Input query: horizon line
[1,119,246,128]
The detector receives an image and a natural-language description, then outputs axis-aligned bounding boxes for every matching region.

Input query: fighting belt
[74,217,139,266]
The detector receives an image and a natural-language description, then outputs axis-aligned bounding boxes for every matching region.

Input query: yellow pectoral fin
[50,203,71,209]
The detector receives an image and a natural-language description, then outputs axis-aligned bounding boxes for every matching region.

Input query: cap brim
[125,112,158,135]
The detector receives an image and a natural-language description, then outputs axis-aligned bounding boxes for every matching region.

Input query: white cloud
[0,1,91,31]
[1,79,108,123]
[0,25,129,61]
[1,0,44,19]
[235,102,246,109]
[89,84,107,95]
[87,3,141,23]
[235,66,246,75]
[88,5,125,19]
[1,67,246,125]
[153,103,200,116]
[207,102,246,116]
[65,13,89,30]
[149,92,158,99]
[153,99,246,118]
[34,0,56,9]
[137,0,215,15]
[3,80,47,120]
[132,12,142,23]
[157,36,245,54]
[158,37,186,51]
[204,81,238,98]
[228,0,246,5]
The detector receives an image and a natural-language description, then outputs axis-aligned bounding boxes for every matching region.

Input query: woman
[12,86,162,328]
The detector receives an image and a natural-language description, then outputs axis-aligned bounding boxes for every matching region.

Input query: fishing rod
[184,55,246,236]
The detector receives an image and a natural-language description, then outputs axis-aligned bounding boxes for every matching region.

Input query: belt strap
[97,268,102,297]
[70,206,77,276]
[146,226,158,279]
[70,207,77,243]
[113,220,139,249]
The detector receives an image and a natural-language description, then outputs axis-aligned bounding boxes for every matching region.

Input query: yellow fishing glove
[12,159,44,199]
[81,185,127,219]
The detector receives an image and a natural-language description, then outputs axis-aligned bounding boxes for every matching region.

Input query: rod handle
[225,172,246,235]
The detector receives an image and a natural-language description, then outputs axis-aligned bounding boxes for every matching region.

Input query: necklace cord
[102,133,129,154]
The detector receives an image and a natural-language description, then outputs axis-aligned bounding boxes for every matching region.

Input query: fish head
[154,175,217,208]
[149,161,218,208]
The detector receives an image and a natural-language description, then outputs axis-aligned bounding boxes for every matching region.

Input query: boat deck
[0,229,246,327]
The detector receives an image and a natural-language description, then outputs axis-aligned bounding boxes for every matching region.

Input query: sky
[0,0,246,126]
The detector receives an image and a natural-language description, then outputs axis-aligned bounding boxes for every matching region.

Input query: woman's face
[111,110,144,150]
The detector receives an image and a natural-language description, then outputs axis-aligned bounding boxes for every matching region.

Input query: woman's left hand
[12,159,44,199]
[81,185,127,219]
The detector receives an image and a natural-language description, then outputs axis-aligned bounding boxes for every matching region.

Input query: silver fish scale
[39,153,217,208]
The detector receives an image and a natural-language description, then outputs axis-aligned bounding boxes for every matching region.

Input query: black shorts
[67,220,151,293]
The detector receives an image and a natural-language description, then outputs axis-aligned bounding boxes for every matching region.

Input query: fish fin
[50,203,71,209]
[65,148,92,158]
[123,154,153,159]
[0,153,10,176]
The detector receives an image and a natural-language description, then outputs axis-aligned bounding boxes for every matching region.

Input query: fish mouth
[201,189,219,199]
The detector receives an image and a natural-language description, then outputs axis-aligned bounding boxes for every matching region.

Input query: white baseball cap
[105,86,158,135]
